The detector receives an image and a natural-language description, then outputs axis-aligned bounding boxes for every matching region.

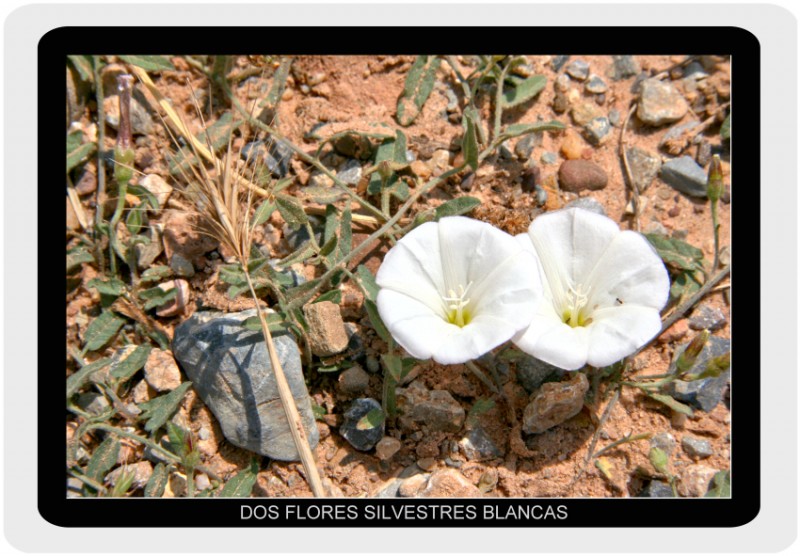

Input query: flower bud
[707,154,724,203]
[114,74,135,184]
[676,330,709,374]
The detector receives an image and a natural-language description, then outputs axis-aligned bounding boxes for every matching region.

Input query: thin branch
[619,103,640,232]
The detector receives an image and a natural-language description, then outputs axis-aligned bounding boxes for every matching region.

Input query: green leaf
[365,299,391,343]
[435,196,481,219]
[139,286,178,311]
[110,344,152,381]
[275,194,308,227]
[396,56,441,126]
[66,357,111,398]
[118,55,175,72]
[355,265,379,302]
[144,463,168,497]
[252,200,276,226]
[318,234,338,259]
[339,207,352,260]
[648,446,670,475]
[647,392,694,416]
[128,184,160,211]
[219,458,259,497]
[86,436,120,482]
[67,132,96,173]
[140,265,173,284]
[382,354,416,383]
[67,55,94,82]
[277,241,316,268]
[126,209,143,235]
[501,75,547,108]
[720,113,731,141]
[83,311,126,352]
[368,137,402,195]
[645,233,706,274]
[138,381,193,433]
[265,57,292,108]
[705,470,731,497]
[502,120,566,140]
[312,403,327,420]
[462,112,479,171]
[86,278,126,297]
[241,313,291,335]
[356,408,386,431]
[313,289,342,305]
[466,398,496,429]
[670,270,703,302]
[67,247,95,273]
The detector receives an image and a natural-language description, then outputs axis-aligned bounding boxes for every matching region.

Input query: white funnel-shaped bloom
[376,216,542,365]
[514,207,670,370]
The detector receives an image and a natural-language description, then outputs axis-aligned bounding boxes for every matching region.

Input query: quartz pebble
[637,79,689,126]
[303,301,349,357]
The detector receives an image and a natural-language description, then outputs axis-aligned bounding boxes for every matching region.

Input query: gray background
[5,2,796,553]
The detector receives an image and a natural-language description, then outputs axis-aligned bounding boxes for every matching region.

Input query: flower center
[443,282,473,327]
[562,281,592,328]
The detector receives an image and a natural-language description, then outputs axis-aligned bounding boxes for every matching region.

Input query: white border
[4,2,797,554]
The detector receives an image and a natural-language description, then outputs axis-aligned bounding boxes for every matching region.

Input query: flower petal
[375,221,447,319]
[513,307,590,371]
[527,208,620,294]
[433,314,519,365]
[376,289,456,360]
[584,230,670,311]
[586,305,663,367]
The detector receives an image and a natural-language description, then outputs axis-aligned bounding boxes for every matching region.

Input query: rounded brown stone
[558,160,608,192]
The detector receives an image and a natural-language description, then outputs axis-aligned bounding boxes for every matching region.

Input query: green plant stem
[593,432,652,459]
[68,468,108,494]
[93,56,107,270]
[493,62,511,141]
[443,56,471,101]
[711,199,721,270]
[465,360,499,395]
[186,468,195,498]
[108,179,128,275]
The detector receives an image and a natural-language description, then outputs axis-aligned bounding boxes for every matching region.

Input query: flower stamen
[563,281,591,327]
[443,282,473,327]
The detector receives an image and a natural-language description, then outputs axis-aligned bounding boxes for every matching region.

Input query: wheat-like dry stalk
[142,69,325,497]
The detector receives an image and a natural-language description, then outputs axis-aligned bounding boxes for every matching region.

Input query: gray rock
[459,427,504,461]
[659,120,701,149]
[688,305,727,331]
[397,382,465,433]
[682,436,713,459]
[498,141,514,160]
[677,464,718,497]
[105,95,154,135]
[660,156,709,197]
[540,151,558,165]
[365,355,381,374]
[608,108,621,127]
[336,159,362,185]
[663,336,730,412]
[514,133,539,160]
[637,79,689,126]
[583,117,612,146]
[266,139,293,178]
[375,436,402,461]
[566,59,590,81]
[551,55,570,72]
[683,61,709,80]
[170,253,195,278]
[283,216,323,250]
[523,373,589,434]
[626,147,662,193]
[67,477,84,498]
[374,478,404,498]
[609,56,641,80]
[515,354,563,392]
[638,480,675,497]
[340,398,384,451]
[585,75,608,94]
[338,365,370,396]
[533,185,548,207]
[565,197,607,216]
[650,432,677,455]
[172,309,319,461]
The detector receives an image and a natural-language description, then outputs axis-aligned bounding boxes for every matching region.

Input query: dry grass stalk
[142,70,325,497]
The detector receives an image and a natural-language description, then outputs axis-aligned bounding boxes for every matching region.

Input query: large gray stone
[172,309,319,461]
[660,156,709,197]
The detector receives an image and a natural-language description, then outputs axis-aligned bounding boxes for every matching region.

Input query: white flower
[513,207,670,370]
[376,216,542,365]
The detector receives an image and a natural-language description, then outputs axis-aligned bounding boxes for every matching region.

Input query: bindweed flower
[376,216,542,365]
[513,207,670,370]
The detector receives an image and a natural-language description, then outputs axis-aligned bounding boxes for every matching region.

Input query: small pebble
[558,160,608,192]
[637,79,689,126]
[608,108,621,127]
[638,480,675,498]
[138,174,173,211]
[552,55,570,72]
[566,59,590,81]
[650,432,677,456]
[540,151,558,165]
[626,147,662,193]
[338,365,370,396]
[660,156,709,197]
[677,464,718,497]
[522,373,589,434]
[170,253,195,278]
[144,348,182,392]
[682,436,713,459]
[560,131,585,160]
[565,196,606,216]
[689,305,727,331]
[583,117,612,146]
[585,75,608,94]
[375,436,402,461]
[571,101,604,126]
[608,55,640,80]
[303,301,349,357]
[336,159,362,185]
[339,398,384,452]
